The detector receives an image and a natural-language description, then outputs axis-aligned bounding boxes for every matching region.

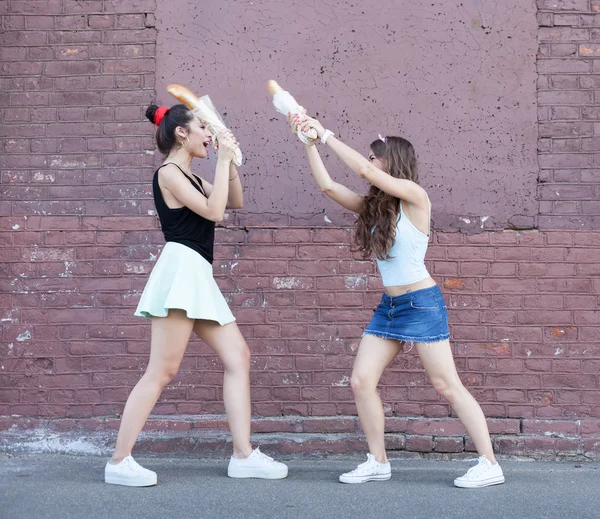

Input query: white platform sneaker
[339,454,392,484]
[227,447,288,479]
[454,455,505,488]
[105,456,157,487]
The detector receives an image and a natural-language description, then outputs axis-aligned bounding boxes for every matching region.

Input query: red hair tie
[154,106,169,126]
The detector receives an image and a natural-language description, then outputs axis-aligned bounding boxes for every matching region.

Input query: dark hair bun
[146,104,159,124]
[147,104,194,155]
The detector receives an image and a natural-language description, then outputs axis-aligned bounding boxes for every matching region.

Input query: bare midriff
[384,276,437,297]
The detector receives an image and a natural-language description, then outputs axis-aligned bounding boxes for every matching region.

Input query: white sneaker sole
[339,472,391,484]
[454,475,505,488]
[105,473,158,487]
[227,467,288,479]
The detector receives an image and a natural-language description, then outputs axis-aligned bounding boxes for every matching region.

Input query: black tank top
[153,163,215,264]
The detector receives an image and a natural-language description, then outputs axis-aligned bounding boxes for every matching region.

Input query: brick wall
[538,0,600,229]
[0,1,599,459]
[0,0,160,416]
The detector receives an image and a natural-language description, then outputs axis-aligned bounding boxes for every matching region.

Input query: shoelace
[124,457,144,474]
[463,456,488,478]
[253,448,274,464]
[347,456,377,475]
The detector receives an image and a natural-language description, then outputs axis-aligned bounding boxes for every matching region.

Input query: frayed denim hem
[362,329,450,343]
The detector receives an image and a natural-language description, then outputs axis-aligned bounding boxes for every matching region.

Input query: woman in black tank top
[104,103,288,486]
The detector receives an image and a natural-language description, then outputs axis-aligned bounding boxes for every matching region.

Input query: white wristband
[321,129,334,144]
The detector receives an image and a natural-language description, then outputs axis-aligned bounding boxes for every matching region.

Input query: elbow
[229,193,243,210]
[321,186,334,197]
[320,182,336,197]
[227,199,243,210]
[357,165,369,180]
[208,210,225,223]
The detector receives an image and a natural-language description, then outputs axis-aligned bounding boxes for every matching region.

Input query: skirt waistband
[382,285,442,305]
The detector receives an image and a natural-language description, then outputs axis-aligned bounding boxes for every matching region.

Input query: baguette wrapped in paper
[268,80,318,145]
[166,84,242,166]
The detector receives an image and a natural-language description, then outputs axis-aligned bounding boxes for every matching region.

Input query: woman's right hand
[216,129,238,162]
[289,112,325,140]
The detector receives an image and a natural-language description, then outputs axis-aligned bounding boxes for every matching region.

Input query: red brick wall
[0,1,599,458]
[538,0,600,229]
[0,0,159,413]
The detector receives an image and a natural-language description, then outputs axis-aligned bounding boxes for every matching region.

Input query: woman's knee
[145,362,179,388]
[350,371,377,395]
[431,375,462,404]
[223,343,251,373]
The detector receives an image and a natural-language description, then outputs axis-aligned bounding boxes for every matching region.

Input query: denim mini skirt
[364,285,450,343]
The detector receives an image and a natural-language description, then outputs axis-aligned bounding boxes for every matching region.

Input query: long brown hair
[353,136,419,260]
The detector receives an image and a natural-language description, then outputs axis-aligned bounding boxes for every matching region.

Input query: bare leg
[416,340,496,463]
[112,310,194,462]
[194,319,253,459]
[350,334,402,464]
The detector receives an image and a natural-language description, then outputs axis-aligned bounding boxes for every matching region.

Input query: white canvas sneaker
[227,447,288,479]
[104,455,157,487]
[454,455,505,488]
[339,453,391,484]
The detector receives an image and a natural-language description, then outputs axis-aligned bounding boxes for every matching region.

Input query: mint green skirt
[134,242,235,325]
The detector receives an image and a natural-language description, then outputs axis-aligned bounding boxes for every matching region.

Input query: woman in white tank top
[288,113,504,489]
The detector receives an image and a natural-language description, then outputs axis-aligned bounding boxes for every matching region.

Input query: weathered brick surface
[3,415,598,459]
[2,227,600,434]
[0,1,599,459]
[0,0,159,416]
[538,1,600,229]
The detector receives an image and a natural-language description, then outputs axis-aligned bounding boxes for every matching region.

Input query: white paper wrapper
[193,96,243,166]
[272,91,318,145]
